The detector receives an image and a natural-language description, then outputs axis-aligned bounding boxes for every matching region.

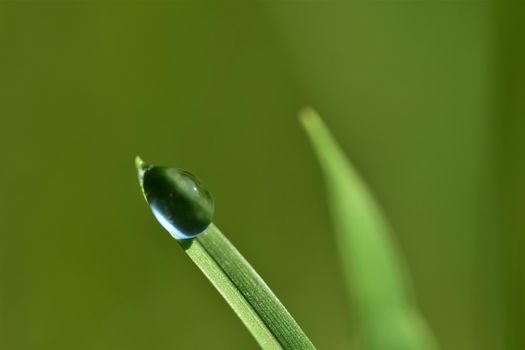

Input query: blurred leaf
[300,107,438,350]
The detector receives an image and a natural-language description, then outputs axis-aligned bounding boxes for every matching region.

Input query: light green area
[301,108,437,350]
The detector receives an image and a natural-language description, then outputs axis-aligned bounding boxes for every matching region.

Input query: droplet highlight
[135,156,214,239]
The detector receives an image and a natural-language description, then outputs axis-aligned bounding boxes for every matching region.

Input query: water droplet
[135,156,214,240]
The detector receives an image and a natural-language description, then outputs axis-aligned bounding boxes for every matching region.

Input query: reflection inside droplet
[136,157,214,240]
[151,205,192,240]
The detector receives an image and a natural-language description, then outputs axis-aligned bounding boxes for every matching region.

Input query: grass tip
[299,106,325,134]
[135,156,146,172]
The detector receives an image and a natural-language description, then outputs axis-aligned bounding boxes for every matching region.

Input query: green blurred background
[0,1,523,349]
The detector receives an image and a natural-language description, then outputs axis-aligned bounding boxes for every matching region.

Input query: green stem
[182,224,316,350]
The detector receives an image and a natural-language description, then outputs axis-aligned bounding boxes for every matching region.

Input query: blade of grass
[300,107,438,350]
[173,225,316,350]
[135,158,316,349]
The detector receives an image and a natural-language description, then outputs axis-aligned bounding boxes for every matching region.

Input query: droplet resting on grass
[136,156,214,239]
[135,156,316,350]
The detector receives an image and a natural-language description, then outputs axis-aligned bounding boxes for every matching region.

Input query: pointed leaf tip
[134,156,150,192]
[299,106,321,127]
[135,156,146,172]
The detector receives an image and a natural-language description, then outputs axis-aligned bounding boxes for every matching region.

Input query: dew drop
[135,156,214,240]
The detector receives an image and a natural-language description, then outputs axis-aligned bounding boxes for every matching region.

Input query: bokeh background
[1,1,523,350]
